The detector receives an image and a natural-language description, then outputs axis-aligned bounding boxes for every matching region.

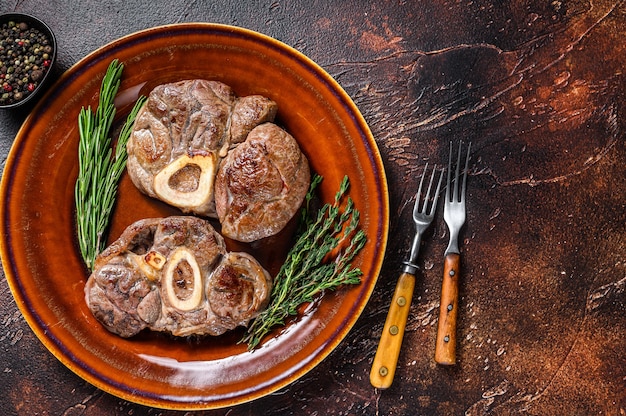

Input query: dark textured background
[1,1,625,415]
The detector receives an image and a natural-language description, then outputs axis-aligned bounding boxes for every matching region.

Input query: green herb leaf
[242,175,366,349]
[75,59,146,270]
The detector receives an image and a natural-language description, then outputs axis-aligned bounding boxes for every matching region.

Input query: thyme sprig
[242,175,367,349]
[75,59,146,270]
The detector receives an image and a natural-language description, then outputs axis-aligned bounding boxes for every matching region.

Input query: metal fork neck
[402,232,423,274]
[445,229,460,255]
[402,261,420,274]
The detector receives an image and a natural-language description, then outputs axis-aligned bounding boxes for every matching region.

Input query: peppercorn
[0,19,53,106]
[30,69,43,81]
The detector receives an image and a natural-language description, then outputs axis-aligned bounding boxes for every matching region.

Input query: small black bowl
[0,13,57,110]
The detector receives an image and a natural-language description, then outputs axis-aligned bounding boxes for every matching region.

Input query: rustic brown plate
[0,24,388,410]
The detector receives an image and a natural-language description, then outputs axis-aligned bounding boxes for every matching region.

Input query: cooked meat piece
[126,80,277,217]
[84,257,156,338]
[229,95,279,145]
[214,123,311,242]
[207,252,272,334]
[85,216,272,338]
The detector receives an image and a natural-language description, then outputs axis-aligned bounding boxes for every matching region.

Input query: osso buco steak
[126,79,310,242]
[85,216,272,338]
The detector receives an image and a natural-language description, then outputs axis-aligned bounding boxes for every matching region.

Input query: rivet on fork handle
[434,253,460,365]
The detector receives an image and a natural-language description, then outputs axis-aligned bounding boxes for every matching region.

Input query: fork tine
[422,164,437,211]
[414,162,428,216]
[414,163,444,216]
[446,142,453,202]
[447,141,471,203]
[461,142,471,200]
[429,167,445,216]
[453,141,462,202]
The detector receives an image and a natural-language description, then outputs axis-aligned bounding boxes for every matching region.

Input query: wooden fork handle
[435,253,460,365]
[370,272,415,389]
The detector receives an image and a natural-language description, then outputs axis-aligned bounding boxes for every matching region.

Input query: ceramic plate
[0,24,388,410]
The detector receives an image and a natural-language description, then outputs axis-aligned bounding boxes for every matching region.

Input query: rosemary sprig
[242,175,367,349]
[75,59,146,270]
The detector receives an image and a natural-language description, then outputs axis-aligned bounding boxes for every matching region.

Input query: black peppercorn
[30,69,43,81]
[0,19,53,106]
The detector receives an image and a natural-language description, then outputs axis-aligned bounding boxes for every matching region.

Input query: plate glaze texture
[0,23,388,410]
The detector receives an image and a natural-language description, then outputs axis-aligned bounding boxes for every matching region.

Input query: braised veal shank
[126,79,310,242]
[85,216,272,338]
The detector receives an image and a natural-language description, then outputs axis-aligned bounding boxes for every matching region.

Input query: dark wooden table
[1,1,625,415]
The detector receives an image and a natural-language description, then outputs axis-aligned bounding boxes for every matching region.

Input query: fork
[370,163,444,389]
[435,141,471,365]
